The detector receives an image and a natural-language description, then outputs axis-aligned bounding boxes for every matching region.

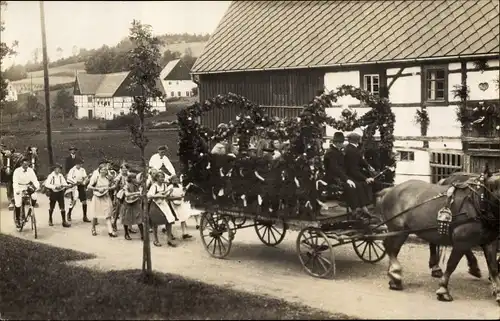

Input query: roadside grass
[0,234,353,320]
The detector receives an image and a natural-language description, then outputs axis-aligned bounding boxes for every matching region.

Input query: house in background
[191,0,500,183]
[160,59,197,98]
[73,71,167,120]
[5,80,18,102]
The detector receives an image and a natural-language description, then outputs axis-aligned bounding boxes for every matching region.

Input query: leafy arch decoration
[177,85,395,217]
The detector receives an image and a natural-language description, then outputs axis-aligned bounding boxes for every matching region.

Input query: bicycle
[13,187,37,239]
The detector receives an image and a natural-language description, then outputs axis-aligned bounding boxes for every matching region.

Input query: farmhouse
[4,80,18,102]
[160,59,197,98]
[191,0,500,183]
[73,71,167,120]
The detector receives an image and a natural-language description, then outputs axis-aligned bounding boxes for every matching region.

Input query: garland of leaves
[177,85,395,218]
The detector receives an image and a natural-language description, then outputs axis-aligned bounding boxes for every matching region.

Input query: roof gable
[161,59,191,80]
[95,71,130,97]
[74,73,104,95]
[192,0,500,74]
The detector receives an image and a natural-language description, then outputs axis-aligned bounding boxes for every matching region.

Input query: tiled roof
[160,59,181,80]
[192,0,500,74]
[75,73,105,95]
[94,72,130,98]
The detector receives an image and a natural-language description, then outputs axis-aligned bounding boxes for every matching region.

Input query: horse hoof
[437,293,453,302]
[389,280,403,291]
[468,267,482,279]
[431,269,443,278]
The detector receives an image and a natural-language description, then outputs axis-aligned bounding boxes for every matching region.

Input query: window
[170,92,175,97]
[120,111,125,115]
[176,81,179,85]
[398,151,415,162]
[186,91,190,97]
[424,66,447,102]
[178,91,181,97]
[168,81,172,85]
[363,74,380,96]
[87,96,93,103]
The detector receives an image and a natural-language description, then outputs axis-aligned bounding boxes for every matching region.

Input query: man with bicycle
[13,158,40,228]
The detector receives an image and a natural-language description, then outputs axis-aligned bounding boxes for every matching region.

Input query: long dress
[90,175,113,219]
[147,182,176,226]
[120,183,142,226]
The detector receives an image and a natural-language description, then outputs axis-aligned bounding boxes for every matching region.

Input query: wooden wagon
[194,200,388,279]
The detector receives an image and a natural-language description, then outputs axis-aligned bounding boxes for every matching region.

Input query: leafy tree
[160,49,181,67]
[84,45,129,74]
[32,48,41,64]
[56,46,63,59]
[0,1,18,116]
[3,64,28,81]
[53,89,75,121]
[26,94,44,119]
[127,20,164,280]
[182,47,197,70]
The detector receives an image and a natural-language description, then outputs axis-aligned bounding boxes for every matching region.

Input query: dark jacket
[65,154,83,174]
[323,146,348,183]
[344,144,371,182]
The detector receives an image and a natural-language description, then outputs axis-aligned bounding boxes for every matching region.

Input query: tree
[3,64,28,81]
[26,93,44,119]
[0,1,18,116]
[72,45,79,57]
[127,20,164,281]
[53,89,75,121]
[160,49,181,67]
[182,47,197,70]
[56,46,63,59]
[32,48,41,64]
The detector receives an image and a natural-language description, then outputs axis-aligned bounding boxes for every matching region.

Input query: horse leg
[436,247,464,302]
[464,250,482,278]
[384,233,408,291]
[481,240,500,305]
[429,243,443,278]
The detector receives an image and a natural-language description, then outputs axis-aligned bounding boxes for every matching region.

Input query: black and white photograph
[0,0,499,319]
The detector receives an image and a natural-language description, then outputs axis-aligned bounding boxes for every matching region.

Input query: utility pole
[40,1,54,166]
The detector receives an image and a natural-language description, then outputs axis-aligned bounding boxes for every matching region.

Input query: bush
[101,114,140,130]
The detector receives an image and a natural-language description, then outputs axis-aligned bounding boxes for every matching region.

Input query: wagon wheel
[254,219,287,246]
[199,212,233,259]
[296,227,335,279]
[233,217,247,228]
[352,239,386,263]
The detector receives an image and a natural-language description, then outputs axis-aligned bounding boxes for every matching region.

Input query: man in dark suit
[323,132,357,203]
[344,132,377,223]
[65,146,83,174]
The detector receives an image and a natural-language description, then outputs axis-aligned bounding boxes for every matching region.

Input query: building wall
[162,79,197,98]
[324,59,499,139]
[75,95,166,120]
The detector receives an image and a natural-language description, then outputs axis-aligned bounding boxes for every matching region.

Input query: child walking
[65,159,90,223]
[168,175,193,240]
[87,164,116,237]
[44,164,71,228]
[147,171,176,247]
[112,163,130,232]
[121,173,144,240]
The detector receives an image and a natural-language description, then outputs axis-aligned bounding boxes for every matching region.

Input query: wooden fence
[429,151,464,183]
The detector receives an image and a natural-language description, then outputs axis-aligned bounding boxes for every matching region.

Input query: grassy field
[0,234,348,320]
[26,62,86,78]
[0,130,180,176]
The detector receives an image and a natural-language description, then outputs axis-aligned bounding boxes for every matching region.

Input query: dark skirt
[148,201,178,226]
[343,181,373,209]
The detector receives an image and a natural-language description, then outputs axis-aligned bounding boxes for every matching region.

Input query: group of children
[43,158,196,247]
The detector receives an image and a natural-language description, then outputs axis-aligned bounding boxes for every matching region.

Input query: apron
[149,183,176,224]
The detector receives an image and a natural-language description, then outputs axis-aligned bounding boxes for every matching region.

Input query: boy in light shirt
[45,164,71,227]
[66,159,90,223]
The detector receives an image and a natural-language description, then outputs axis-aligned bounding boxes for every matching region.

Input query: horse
[427,172,483,279]
[2,146,40,209]
[374,171,500,304]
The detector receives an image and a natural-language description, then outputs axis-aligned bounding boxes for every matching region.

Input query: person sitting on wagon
[12,158,40,228]
[149,145,176,182]
[344,131,377,224]
[324,132,356,198]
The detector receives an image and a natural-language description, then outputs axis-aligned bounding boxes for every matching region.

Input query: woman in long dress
[168,175,193,240]
[120,173,143,240]
[87,164,117,237]
[147,171,176,247]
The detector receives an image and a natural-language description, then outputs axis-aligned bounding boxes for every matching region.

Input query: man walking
[65,146,83,174]
[149,145,176,182]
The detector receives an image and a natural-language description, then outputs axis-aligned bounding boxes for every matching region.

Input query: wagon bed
[195,200,388,279]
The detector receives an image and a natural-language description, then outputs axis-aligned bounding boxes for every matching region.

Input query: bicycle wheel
[30,207,37,239]
[17,205,26,232]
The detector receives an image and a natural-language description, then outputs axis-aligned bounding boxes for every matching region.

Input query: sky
[1,1,231,67]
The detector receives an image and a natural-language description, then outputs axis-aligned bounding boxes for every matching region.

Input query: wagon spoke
[269,228,278,244]
[212,238,218,255]
[217,237,223,255]
[219,238,227,254]
[368,243,373,261]
[207,237,215,249]
[361,242,369,258]
[372,240,385,253]
[317,254,329,273]
[220,235,230,244]
[318,253,332,268]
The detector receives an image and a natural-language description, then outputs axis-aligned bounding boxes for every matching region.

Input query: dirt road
[0,188,498,319]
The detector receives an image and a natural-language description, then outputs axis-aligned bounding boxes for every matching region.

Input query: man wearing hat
[65,146,83,175]
[324,132,356,199]
[344,131,376,223]
[149,145,176,182]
